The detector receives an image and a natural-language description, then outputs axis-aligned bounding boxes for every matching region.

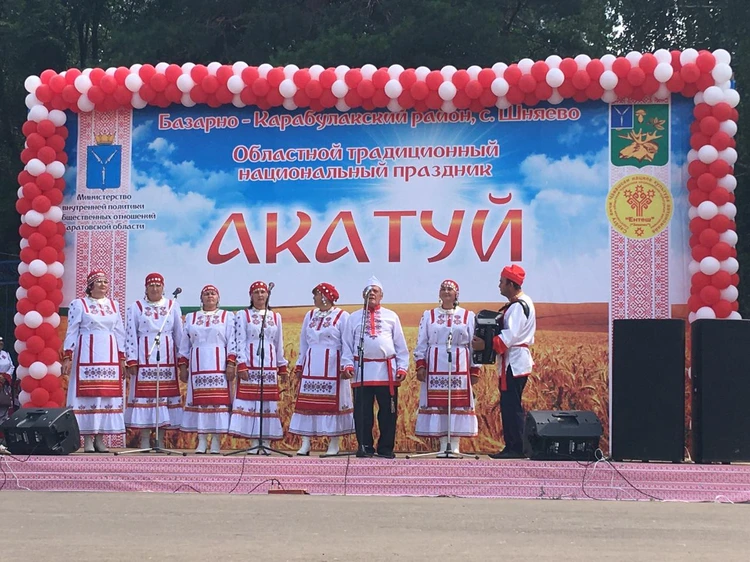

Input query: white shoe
[450,437,461,454]
[195,434,208,454]
[139,429,151,449]
[209,434,221,454]
[438,436,449,454]
[325,437,340,456]
[297,436,311,456]
[83,435,95,453]
[262,439,271,449]
[248,439,260,454]
[94,435,109,453]
[155,431,164,449]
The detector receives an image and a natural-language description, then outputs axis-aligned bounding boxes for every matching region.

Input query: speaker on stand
[0,407,80,455]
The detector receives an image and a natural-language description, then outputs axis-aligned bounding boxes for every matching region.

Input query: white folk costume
[124,295,184,429]
[290,306,354,437]
[63,296,126,435]
[178,308,235,435]
[229,306,288,440]
[414,305,479,438]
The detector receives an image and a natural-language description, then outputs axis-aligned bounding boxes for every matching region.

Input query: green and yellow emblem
[610,104,669,168]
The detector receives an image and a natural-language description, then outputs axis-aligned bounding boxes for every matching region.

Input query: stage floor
[1,450,749,501]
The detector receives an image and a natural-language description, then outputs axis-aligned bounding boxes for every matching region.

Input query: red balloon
[693,103,712,120]
[710,131,731,151]
[28,232,47,251]
[26,335,46,354]
[201,75,218,94]
[345,69,364,88]
[688,189,708,207]
[710,214,731,233]
[22,120,38,136]
[36,173,55,191]
[292,69,311,88]
[410,81,429,100]
[35,323,57,341]
[502,65,521,85]
[37,120,56,138]
[38,348,59,366]
[35,84,53,103]
[695,73,714,92]
[26,132,46,151]
[190,85,207,104]
[87,85,105,104]
[466,79,485,98]
[319,90,337,108]
[50,389,66,405]
[32,195,52,213]
[266,67,284,87]
[714,300,732,319]
[731,274,740,286]
[680,63,700,83]
[370,69,388,89]
[627,67,645,86]
[100,74,117,94]
[697,173,717,193]
[709,159,730,178]
[39,374,61,393]
[17,298,35,315]
[529,62,549,82]
[291,90,308,107]
[682,83,699,97]
[18,170,34,185]
[689,217,710,235]
[712,102,733,121]
[535,82,554,100]
[19,272,38,289]
[21,376,40,393]
[613,81,633,98]
[506,86,524,104]
[115,66,131,84]
[251,78,270,97]
[18,350,37,367]
[611,57,631,78]
[711,270,732,290]
[699,116,720,136]
[666,74,685,93]
[572,70,591,89]
[557,81,576,98]
[47,188,64,206]
[688,295,703,313]
[698,228,719,247]
[216,65,233,84]
[586,59,605,80]
[27,285,47,304]
[425,70,443,90]
[38,219,57,238]
[700,285,721,306]
[691,245,711,261]
[692,272,711,289]
[38,246,58,265]
[36,300,56,318]
[46,134,66,152]
[31,387,50,407]
[424,91,442,109]
[639,53,658,73]
[22,180,42,198]
[238,66,258,85]
[16,199,32,215]
[62,84,80,103]
[21,147,36,164]
[265,89,283,107]
[479,89,498,107]
[559,58,578,78]
[695,52,716,72]
[689,133,709,151]
[48,289,63,306]
[712,242,732,261]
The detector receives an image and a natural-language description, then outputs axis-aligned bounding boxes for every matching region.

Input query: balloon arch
[12,49,741,409]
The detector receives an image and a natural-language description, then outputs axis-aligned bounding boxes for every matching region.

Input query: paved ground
[1,491,749,561]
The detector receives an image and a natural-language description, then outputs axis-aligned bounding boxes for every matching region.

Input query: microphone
[172,287,182,298]
[268,282,275,292]
[365,286,373,297]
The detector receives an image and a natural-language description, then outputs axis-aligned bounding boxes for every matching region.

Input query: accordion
[472,309,503,364]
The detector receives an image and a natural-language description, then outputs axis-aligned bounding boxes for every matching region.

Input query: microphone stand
[226,285,290,457]
[117,292,186,456]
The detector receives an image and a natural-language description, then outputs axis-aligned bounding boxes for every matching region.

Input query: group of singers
[61,265,536,458]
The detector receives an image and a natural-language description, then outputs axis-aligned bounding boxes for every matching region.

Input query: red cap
[145,272,164,286]
[501,264,526,286]
[87,269,108,286]
[249,281,268,294]
[315,282,339,302]
[440,279,459,292]
[201,284,219,298]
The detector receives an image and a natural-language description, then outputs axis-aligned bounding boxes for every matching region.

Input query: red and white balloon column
[15,50,741,406]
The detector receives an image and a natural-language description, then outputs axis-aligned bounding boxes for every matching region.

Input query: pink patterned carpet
[1,453,749,501]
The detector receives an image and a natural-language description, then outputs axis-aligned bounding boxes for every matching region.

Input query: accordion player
[472,309,503,364]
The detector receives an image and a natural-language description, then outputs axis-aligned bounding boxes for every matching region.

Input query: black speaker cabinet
[692,319,750,463]
[0,407,80,455]
[523,410,603,460]
[611,319,685,462]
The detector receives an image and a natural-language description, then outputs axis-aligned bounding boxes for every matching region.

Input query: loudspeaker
[692,319,750,463]
[0,407,80,455]
[523,410,603,460]
[611,319,685,462]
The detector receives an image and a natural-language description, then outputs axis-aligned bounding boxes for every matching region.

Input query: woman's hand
[61,357,72,376]
[416,366,427,382]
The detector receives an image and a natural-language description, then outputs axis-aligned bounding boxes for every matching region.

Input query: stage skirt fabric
[228,399,284,439]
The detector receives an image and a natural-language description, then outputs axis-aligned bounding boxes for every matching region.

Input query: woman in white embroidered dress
[124,272,184,449]
[414,279,478,455]
[229,281,288,450]
[289,282,354,456]
[62,270,126,453]
[178,285,236,454]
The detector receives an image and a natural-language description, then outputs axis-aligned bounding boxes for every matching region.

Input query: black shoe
[376,451,396,459]
[488,448,525,459]
[355,446,375,458]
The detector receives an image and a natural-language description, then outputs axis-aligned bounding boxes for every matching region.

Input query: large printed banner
[59,97,693,452]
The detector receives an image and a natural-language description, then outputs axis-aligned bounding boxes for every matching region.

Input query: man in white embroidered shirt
[472,264,536,459]
[341,276,409,459]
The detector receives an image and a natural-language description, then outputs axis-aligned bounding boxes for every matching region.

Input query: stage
[1,452,748,502]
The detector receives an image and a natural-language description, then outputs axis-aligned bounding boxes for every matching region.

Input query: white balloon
[574,54,592,69]
[18,390,32,404]
[258,63,274,78]
[48,361,62,377]
[282,98,297,111]
[82,68,93,76]
[688,311,697,323]
[719,120,737,137]
[280,65,299,80]
[388,64,405,78]
[599,70,618,90]
[131,93,147,109]
[729,311,743,320]
[77,95,95,112]
[695,306,717,320]
[29,361,48,379]
[331,80,348,98]
[28,259,48,277]
[719,147,738,165]
[47,109,66,127]
[718,174,737,192]
[725,89,740,108]
[719,229,738,247]
[47,261,64,278]
[496,96,511,109]
[545,68,565,88]
[712,63,732,84]
[386,99,402,113]
[490,77,509,96]
[491,62,508,75]
[654,49,672,64]
[625,51,642,66]
[384,79,403,98]
[600,54,616,69]
[24,311,43,329]
[697,200,718,220]
[334,65,350,79]
[688,260,701,276]
[25,93,41,110]
[123,72,144,93]
[362,64,378,79]
[175,74,195,93]
[698,145,719,164]
[335,99,351,112]
[720,257,739,274]
[231,94,245,108]
[545,55,562,68]
[18,262,29,275]
[680,48,699,65]
[467,64,482,78]
[28,105,49,123]
[440,65,458,79]
[700,256,721,275]
[17,186,25,199]
[654,62,674,83]
[24,75,42,93]
[232,61,248,74]
[688,207,698,220]
[44,313,61,328]
[654,84,670,100]
[721,285,739,302]
[155,62,169,73]
[206,62,221,75]
[702,86,724,106]
[718,202,737,219]
[718,80,732,91]
[227,75,244,95]
[713,49,731,65]
[129,64,142,73]
[516,59,534,74]
[16,286,27,299]
[14,340,27,353]
[24,210,44,227]
[14,312,24,326]
[601,90,617,104]
[440,100,456,113]
[278,78,297,98]
[46,161,65,179]
[693,92,704,105]
[44,206,63,222]
[414,66,430,81]
[25,158,46,176]
[181,93,196,107]
[74,74,92,94]
[687,149,698,163]
[438,81,457,101]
